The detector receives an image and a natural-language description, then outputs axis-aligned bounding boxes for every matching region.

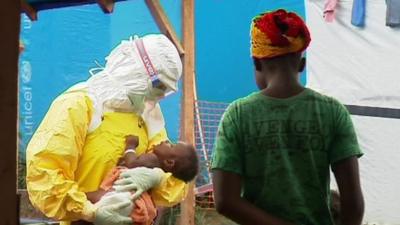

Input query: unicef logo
[21,61,32,83]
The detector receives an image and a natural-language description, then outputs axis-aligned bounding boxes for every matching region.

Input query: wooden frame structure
[21,0,119,20]
[0,0,20,224]
[1,0,196,224]
[180,0,196,224]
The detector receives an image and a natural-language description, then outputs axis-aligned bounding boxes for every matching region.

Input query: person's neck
[143,152,163,168]
[147,152,160,164]
[153,153,174,172]
[261,73,304,99]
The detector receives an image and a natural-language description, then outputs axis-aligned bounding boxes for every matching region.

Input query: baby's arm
[122,135,141,167]
[122,135,160,168]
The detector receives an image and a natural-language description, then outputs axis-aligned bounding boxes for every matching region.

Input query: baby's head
[153,141,199,182]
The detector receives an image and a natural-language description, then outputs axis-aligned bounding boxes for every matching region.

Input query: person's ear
[299,57,306,72]
[164,159,175,169]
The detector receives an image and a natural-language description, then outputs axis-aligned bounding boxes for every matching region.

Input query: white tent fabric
[306,0,400,224]
[352,116,400,224]
[306,0,400,108]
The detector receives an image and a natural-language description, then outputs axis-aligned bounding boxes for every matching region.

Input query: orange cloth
[100,167,157,225]
[251,9,311,59]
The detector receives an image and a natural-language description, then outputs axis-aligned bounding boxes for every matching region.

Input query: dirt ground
[157,207,237,225]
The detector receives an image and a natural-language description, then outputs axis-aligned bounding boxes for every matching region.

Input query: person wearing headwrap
[250,9,310,59]
[26,34,189,225]
[212,9,364,225]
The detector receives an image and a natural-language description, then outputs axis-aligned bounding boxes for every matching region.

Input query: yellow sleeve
[147,129,189,207]
[147,128,169,148]
[151,173,189,207]
[26,91,96,221]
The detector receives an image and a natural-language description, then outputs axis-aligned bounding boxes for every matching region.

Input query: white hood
[85,34,182,137]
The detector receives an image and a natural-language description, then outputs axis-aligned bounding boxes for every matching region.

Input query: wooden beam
[21,0,37,21]
[97,0,114,14]
[179,0,195,224]
[0,0,20,224]
[145,0,185,56]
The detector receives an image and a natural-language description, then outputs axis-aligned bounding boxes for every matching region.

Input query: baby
[73,137,199,225]
[120,135,199,183]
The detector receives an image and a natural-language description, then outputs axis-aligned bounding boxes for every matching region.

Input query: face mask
[145,86,165,102]
[127,94,146,114]
[128,85,166,114]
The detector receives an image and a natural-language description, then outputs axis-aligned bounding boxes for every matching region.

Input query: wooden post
[0,0,20,224]
[21,0,38,21]
[97,0,115,14]
[180,0,195,224]
[145,0,185,56]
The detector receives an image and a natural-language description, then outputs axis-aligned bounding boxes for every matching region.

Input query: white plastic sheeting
[353,116,400,224]
[306,0,400,108]
[306,0,400,224]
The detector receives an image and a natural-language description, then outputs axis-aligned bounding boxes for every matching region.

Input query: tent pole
[21,0,37,21]
[180,0,196,224]
[145,0,185,56]
[96,0,115,14]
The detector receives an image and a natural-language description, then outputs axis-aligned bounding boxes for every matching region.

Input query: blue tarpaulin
[19,0,305,157]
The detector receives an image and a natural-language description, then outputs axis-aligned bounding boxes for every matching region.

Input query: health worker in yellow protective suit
[26,34,188,225]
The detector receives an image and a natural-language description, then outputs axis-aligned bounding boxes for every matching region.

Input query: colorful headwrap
[251,9,311,59]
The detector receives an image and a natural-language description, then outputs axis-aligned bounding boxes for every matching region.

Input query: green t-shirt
[211,88,363,225]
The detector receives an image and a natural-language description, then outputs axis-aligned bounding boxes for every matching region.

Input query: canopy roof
[22,0,123,20]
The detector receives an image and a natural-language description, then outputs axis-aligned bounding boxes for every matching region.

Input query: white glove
[113,167,164,200]
[93,192,133,225]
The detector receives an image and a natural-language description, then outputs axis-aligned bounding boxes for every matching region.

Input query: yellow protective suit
[26,89,187,225]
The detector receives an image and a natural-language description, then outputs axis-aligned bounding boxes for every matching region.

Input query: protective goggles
[134,37,173,98]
